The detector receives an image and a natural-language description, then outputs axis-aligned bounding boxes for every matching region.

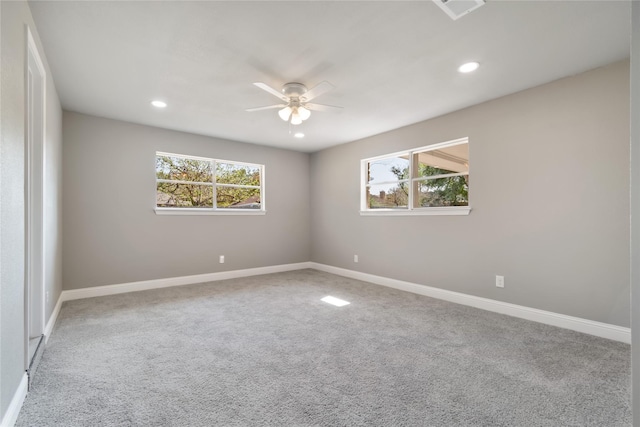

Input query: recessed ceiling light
[151,100,167,108]
[458,62,480,73]
[321,296,350,307]
[294,132,305,138]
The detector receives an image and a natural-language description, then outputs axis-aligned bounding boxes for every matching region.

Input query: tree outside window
[363,138,469,212]
[156,153,263,210]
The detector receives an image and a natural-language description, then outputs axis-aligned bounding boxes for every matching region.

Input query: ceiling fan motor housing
[282,82,308,100]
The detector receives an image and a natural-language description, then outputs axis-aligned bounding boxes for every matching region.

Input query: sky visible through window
[368,157,408,191]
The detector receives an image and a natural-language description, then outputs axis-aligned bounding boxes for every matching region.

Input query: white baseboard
[44,293,64,344]
[61,262,313,302]
[309,262,631,344]
[0,373,27,427]
[52,261,629,344]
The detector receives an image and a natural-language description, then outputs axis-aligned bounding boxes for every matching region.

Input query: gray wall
[62,112,310,290]
[0,0,63,421]
[630,2,639,423]
[311,60,630,327]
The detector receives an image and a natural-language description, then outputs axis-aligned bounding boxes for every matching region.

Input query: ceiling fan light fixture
[290,112,303,125]
[298,106,311,121]
[249,81,341,127]
[278,106,292,121]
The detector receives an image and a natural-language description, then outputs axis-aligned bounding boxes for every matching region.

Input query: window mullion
[211,160,217,209]
[409,150,417,210]
[216,183,261,190]
[157,179,213,186]
[417,171,469,182]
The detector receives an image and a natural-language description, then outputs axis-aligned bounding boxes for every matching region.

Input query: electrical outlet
[496,275,505,288]
[354,254,359,263]
[219,255,225,264]
[46,291,50,303]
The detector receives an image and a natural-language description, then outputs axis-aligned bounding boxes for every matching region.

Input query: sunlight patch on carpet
[321,296,350,307]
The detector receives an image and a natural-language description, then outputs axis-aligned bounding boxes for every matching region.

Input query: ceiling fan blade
[305,102,343,112]
[245,104,287,112]
[253,82,287,101]
[301,81,335,102]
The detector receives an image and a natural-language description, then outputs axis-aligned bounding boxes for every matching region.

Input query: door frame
[24,26,46,369]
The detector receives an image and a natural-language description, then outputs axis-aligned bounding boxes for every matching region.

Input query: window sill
[155,208,266,216]
[360,206,471,216]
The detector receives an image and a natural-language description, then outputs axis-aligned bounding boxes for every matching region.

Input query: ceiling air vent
[433,0,486,20]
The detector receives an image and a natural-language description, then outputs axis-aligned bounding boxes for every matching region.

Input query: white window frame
[360,137,471,216]
[155,151,266,215]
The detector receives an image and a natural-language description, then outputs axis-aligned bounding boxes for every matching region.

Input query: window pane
[415,143,469,178]
[367,184,408,209]
[156,183,213,208]
[156,155,212,183]
[216,163,261,186]
[217,187,261,209]
[415,176,469,207]
[367,156,410,185]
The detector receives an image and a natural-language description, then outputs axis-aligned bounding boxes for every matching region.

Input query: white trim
[360,206,471,216]
[309,262,631,344]
[363,137,469,163]
[216,183,261,190]
[25,26,47,370]
[412,171,469,181]
[156,179,214,186]
[156,151,263,169]
[26,29,46,77]
[20,263,630,424]
[52,261,629,345]
[0,374,27,427]
[154,208,266,216]
[156,151,213,162]
[60,262,313,302]
[44,293,63,343]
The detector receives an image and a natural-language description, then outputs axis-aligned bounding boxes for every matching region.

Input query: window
[155,152,264,215]
[361,138,470,215]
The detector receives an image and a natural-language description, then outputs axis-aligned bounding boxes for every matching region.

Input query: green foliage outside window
[368,164,468,208]
[215,163,261,208]
[156,155,262,209]
[415,164,468,207]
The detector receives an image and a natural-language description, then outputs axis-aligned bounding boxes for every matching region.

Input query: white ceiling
[28,1,631,153]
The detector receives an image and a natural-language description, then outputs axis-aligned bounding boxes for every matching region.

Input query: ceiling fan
[246,81,342,125]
